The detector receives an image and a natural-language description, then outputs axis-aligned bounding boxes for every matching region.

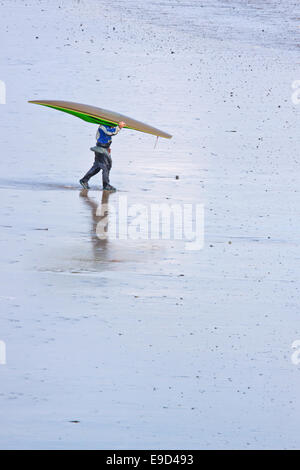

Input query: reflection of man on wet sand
[79,190,111,259]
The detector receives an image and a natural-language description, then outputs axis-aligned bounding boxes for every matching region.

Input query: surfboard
[28,100,172,139]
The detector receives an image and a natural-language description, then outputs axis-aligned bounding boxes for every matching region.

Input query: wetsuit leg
[82,148,112,186]
[101,152,112,187]
[82,156,101,182]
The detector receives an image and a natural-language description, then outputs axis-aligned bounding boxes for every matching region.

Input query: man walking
[80,121,126,191]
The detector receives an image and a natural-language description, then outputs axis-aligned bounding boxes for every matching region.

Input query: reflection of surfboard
[28,100,172,139]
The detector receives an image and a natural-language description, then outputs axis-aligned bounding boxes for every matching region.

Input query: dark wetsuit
[82,146,112,187]
[82,124,121,188]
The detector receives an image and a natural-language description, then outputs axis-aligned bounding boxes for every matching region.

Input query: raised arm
[100,121,126,136]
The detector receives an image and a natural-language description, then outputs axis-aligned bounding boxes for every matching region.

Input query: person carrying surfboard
[79,121,126,191]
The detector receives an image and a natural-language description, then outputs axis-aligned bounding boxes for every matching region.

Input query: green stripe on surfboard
[30,103,121,127]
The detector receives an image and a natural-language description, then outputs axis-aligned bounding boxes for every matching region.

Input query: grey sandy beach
[0,0,300,449]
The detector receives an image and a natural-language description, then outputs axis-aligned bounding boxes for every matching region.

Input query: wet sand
[0,0,300,449]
